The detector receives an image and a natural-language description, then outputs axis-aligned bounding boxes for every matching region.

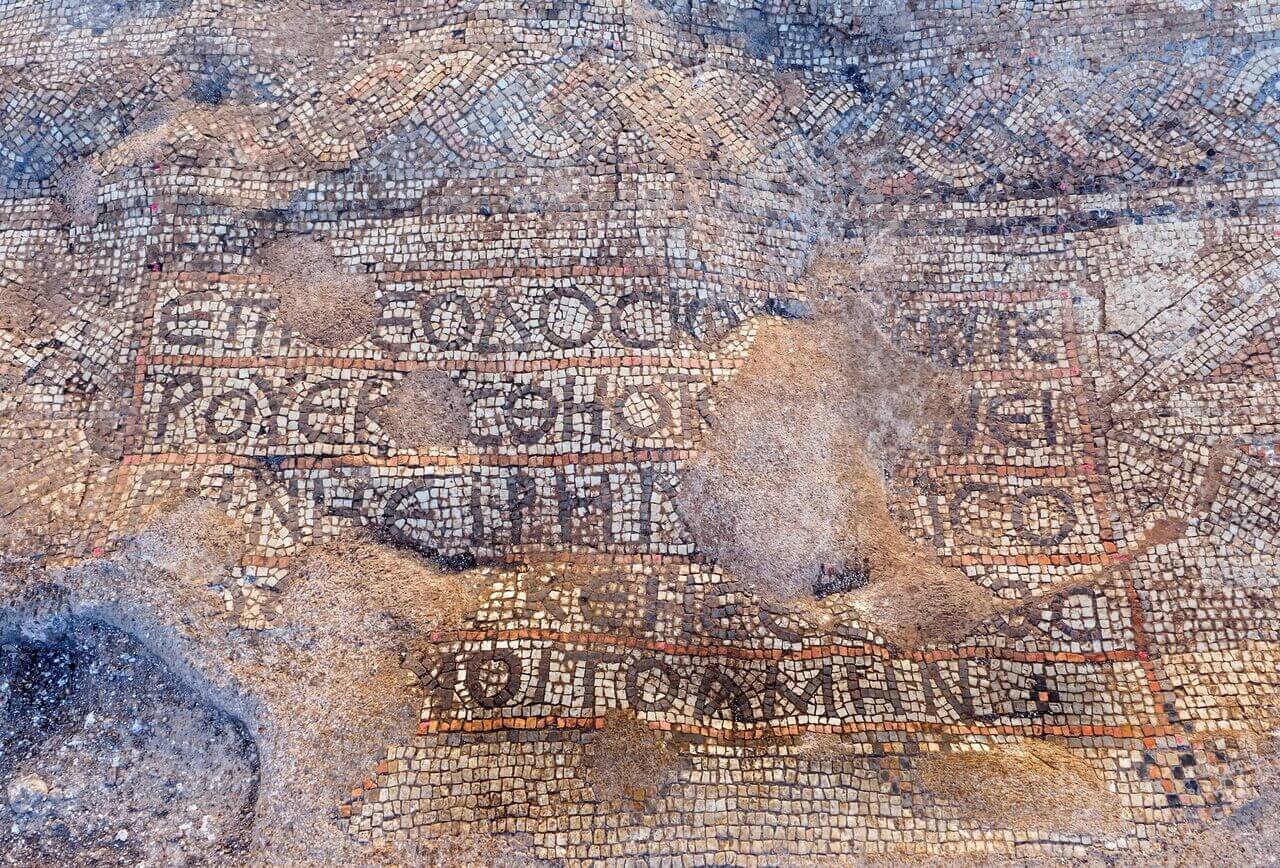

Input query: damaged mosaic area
[1,0,1279,863]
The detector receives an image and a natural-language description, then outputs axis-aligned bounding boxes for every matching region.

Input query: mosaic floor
[1,0,1279,863]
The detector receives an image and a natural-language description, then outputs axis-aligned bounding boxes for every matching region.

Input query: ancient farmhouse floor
[1,0,1279,864]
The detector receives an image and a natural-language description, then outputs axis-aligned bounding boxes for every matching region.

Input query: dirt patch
[846,572,1001,649]
[917,739,1123,834]
[1140,515,1191,548]
[0,538,511,865]
[100,103,185,171]
[260,236,376,347]
[125,496,251,586]
[0,361,21,392]
[0,283,40,333]
[0,619,258,866]
[52,158,103,227]
[584,709,679,806]
[680,298,994,645]
[1194,439,1237,513]
[292,535,490,634]
[374,368,469,448]
[793,731,857,760]
[831,458,1004,648]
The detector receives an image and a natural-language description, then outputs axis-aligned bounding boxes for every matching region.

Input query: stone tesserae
[1,0,1279,864]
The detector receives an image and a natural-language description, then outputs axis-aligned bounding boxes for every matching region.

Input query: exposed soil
[0,619,259,867]
[99,102,185,171]
[793,731,857,759]
[126,496,252,586]
[260,236,376,347]
[258,2,350,62]
[291,535,490,634]
[680,299,997,645]
[374,368,470,448]
[583,709,679,806]
[916,739,1123,835]
[0,524,515,865]
[830,458,1004,648]
[53,159,103,227]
